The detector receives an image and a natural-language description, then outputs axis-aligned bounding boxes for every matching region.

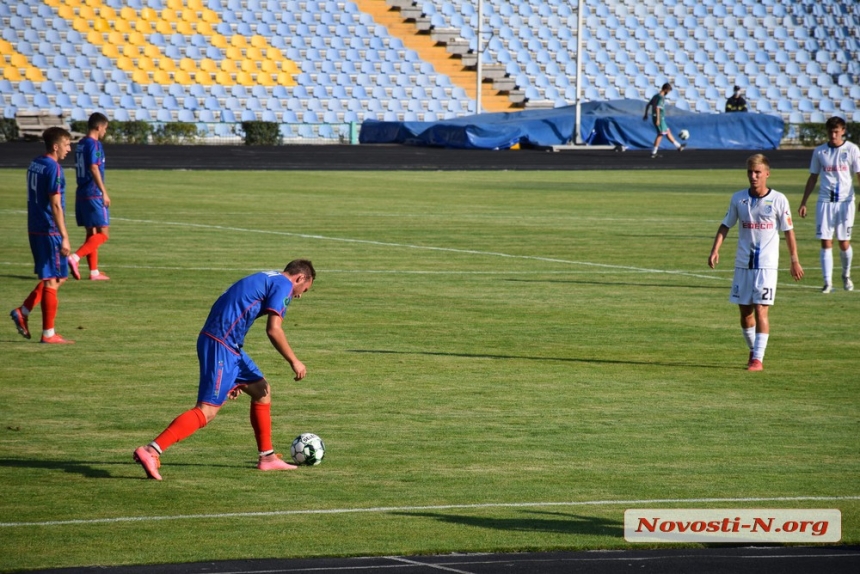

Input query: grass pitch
[0,168,857,571]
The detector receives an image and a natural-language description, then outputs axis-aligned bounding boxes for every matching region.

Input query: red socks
[153,407,207,452]
[152,402,273,455]
[75,233,107,271]
[75,232,107,260]
[250,402,273,453]
[41,287,58,330]
[23,282,45,313]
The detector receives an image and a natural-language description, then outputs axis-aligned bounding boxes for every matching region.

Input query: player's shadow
[391,510,622,536]
[348,349,724,369]
[0,457,116,479]
[0,457,238,480]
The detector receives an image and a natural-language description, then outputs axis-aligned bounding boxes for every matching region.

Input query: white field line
[1,496,857,528]
[0,216,821,287]
[111,217,720,280]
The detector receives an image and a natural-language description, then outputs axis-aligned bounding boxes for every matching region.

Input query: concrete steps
[353,0,517,113]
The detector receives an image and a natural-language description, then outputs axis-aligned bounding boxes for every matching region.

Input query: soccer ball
[290,433,325,466]
[678,129,690,140]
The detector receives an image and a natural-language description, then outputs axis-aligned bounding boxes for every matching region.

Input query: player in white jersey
[798,116,860,293]
[709,155,804,371]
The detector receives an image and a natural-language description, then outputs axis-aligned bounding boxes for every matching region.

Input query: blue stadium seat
[220,109,237,123]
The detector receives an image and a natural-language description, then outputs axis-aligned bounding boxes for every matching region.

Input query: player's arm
[708,224,730,268]
[798,173,818,218]
[783,229,804,281]
[643,99,651,119]
[90,162,110,207]
[265,311,306,381]
[49,192,71,256]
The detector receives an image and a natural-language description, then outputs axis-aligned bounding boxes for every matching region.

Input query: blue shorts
[29,233,68,280]
[76,198,110,228]
[196,332,265,407]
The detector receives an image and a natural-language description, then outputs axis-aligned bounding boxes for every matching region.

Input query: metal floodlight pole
[574,0,583,144]
[476,0,483,115]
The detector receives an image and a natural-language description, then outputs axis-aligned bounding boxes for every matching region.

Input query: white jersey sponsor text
[809,141,860,202]
[722,189,794,270]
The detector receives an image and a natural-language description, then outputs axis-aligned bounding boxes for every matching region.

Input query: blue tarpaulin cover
[359,100,784,151]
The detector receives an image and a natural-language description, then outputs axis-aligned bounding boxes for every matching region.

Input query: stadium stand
[0,0,858,143]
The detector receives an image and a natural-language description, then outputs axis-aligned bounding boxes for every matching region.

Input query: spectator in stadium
[9,127,76,344]
[708,154,804,372]
[725,86,749,113]
[798,115,860,293]
[643,83,685,158]
[69,112,111,281]
[132,260,316,480]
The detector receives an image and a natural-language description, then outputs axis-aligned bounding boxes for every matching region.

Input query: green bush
[796,121,858,147]
[108,121,153,144]
[0,117,19,142]
[71,120,154,144]
[70,120,88,135]
[152,122,199,144]
[241,121,281,145]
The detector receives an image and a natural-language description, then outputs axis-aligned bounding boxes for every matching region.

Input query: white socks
[752,333,769,362]
[821,248,833,286]
[822,246,854,285]
[743,327,756,350]
[841,246,853,279]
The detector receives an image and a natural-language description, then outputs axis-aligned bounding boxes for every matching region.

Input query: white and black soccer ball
[290,433,325,466]
[678,129,690,140]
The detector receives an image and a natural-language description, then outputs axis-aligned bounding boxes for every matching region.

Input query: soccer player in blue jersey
[9,127,75,344]
[69,112,111,281]
[133,259,316,480]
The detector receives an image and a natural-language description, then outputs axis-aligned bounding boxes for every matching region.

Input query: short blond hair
[746,154,770,170]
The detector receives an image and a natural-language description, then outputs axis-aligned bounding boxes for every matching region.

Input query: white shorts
[729,268,777,306]
[816,200,855,241]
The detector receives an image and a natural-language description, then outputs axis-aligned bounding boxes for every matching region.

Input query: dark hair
[661,83,672,91]
[284,259,316,281]
[825,116,846,130]
[88,112,109,131]
[42,126,71,151]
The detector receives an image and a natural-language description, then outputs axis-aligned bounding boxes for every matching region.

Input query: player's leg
[238,356,297,471]
[87,225,109,279]
[837,201,854,290]
[746,305,769,372]
[820,239,834,292]
[71,225,110,280]
[738,304,756,367]
[666,129,685,151]
[840,241,853,291]
[817,202,835,292]
[651,133,663,157]
[10,281,44,339]
[133,335,231,479]
[748,269,775,371]
[38,236,73,344]
[731,269,757,366]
